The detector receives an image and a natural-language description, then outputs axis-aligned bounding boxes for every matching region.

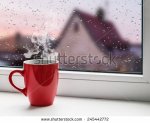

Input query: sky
[0,0,142,44]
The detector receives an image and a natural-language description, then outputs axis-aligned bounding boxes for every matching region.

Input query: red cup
[9,59,59,106]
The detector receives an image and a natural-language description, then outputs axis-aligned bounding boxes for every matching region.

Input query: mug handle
[9,70,27,96]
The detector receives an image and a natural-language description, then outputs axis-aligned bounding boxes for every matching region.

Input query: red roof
[57,9,129,51]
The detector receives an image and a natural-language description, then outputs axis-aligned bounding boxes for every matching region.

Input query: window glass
[0,0,142,74]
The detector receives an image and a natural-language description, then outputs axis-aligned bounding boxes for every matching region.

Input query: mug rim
[24,59,59,65]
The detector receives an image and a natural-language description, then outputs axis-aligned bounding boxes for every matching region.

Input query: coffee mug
[9,59,59,106]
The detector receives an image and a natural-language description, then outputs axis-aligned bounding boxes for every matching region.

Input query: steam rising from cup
[24,32,58,62]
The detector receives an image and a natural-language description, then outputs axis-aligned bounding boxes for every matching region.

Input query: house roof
[0,35,16,52]
[57,9,129,51]
[0,33,31,53]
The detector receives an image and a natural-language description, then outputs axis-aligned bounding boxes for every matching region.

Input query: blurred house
[0,33,32,66]
[56,9,141,73]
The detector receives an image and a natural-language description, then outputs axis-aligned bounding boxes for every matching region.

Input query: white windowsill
[0,92,150,116]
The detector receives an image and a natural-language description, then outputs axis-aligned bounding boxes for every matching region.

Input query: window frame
[0,0,150,101]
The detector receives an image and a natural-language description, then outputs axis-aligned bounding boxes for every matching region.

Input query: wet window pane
[0,0,142,74]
